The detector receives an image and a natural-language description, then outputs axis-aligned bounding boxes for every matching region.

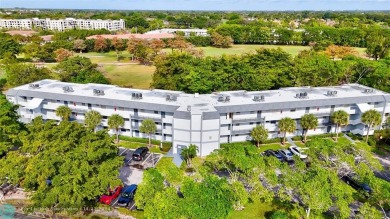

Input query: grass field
[99,64,154,89]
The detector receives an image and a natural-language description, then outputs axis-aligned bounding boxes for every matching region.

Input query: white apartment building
[0,18,125,31]
[145,28,208,37]
[0,19,33,29]
[6,80,390,157]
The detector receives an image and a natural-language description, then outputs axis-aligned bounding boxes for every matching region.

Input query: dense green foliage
[4,63,52,87]
[54,56,109,84]
[152,49,390,93]
[0,94,24,156]
[139,119,157,147]
[0,117,123,213]
[0,33,21,58]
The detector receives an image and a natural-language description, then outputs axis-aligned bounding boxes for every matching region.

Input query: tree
[278,117,296,145]
[111,37,124,61]
[366,32,389,60]
[55,106,72,121]
[361,109,382,142]
[127,37,152,63]
[139,119,157,147]
[0,37,21,58]
[181,144,198,168]
[149,39,165,56]
[331,110,349,142]
[324,45,358,60]
[54,48,73,62]
[0,94,23,156]
[211,32,233,48]
[94,36,108,53]
[167,36,191,52]
[251,125,268,147]
[0,119,122,214]
[108,114,124,143]
[134,168,164,210]
[300,114,319,142]
[73,39,86,53]
[54,56,109,84]
[5,63,51,87]
[84,110,102,132]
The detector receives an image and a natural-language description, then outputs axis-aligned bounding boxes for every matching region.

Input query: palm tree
[55,106,72,121]
[361,109,382,142]
[108,114,124,143]
[300,114,319,142]
[139,119,157,147]
[84,110,102,132]
[251,125,268,147]
[180,144,198,168]
[278,117,296,145]
[331,110,349,142]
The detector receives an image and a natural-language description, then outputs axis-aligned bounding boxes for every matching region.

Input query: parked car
[132,147,149,161]
[100,185,123,205]
[263,150,284,161]
[288,146,308,159]
[279,149,294,161]
[341,175,372,194]
[117,184,137,207]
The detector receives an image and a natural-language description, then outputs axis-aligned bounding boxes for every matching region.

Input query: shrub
[367,137,376,147]
[161,142,172,152]
[269,210,288,219]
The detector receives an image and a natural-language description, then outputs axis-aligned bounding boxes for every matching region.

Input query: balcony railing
[132,115,162,122]
[232,117,265,124]
[231,129,251,135]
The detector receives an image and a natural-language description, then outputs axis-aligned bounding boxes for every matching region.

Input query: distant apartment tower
[145,28,208,37]
[0,18,125,31]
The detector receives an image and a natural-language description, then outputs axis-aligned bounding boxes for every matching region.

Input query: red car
[99,186,123,205]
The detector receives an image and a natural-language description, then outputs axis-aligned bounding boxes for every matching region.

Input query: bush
[347,132,364,140]
[367,137,376,147]
[161,142,172,152]
[269,210,288,219]
[263,138,282,144]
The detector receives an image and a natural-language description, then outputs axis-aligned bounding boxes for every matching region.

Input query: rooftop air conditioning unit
[29,83,40,89]
[93,89,105,96]
[62,86,74,93]
[225,96,230,102]
[217,96,224,102]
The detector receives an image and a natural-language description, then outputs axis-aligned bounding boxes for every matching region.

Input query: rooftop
[7,79,390,114]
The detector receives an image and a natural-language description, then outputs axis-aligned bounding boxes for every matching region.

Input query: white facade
[6,80,390,157]
[145,28,208,37]
[0,18,125,31]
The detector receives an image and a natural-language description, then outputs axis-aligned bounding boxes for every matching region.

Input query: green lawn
[99,64,154,89]
[258,143,289,152]
[228,201,276,219]
[78,51,123,63]
[118,140,167,154]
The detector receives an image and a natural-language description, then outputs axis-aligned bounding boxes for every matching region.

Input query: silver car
[279,149,294,161]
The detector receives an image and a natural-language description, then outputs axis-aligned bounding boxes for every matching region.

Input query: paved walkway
[343,133,356,144]
[286,137,297,147]
[166,147,183,167]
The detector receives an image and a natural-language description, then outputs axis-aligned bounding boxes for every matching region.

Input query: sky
[0,0,389,11]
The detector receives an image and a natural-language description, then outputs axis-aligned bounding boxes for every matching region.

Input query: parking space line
[119,148,128,156]
[129,201,136,210]
[142,154,152,165]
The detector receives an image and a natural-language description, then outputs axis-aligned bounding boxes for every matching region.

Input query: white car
[288,146,308,159]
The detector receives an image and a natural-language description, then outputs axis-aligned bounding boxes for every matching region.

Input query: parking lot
[103,147,163,209]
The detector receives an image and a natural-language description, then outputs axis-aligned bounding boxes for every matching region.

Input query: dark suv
[117,184,137,207]
[341,175,372,194]
[132,147,149,161]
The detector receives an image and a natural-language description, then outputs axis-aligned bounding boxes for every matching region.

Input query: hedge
[119,135,173,152]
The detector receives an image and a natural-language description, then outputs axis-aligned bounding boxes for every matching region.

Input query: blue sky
[1,0,389,11]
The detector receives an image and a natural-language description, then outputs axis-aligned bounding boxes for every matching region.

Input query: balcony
[132,115,162,122]
[232,117,265,124]
[231,129,252,135]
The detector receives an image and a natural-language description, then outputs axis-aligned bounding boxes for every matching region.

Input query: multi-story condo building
[0,18,125,31]
[6,80,390,156]
[145,29,208,37]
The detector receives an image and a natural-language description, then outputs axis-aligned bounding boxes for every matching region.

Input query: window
[82,103,85,106]
[280,110,283,114]
[103,116,108,119]
[119,107,124,111]
[154,111,158,114]
[114,107,117,111]
[101,105,106,109]
[250,122,254,125]
[317,107,319,111]
[290,109,296,112]
[271,120,277,124]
